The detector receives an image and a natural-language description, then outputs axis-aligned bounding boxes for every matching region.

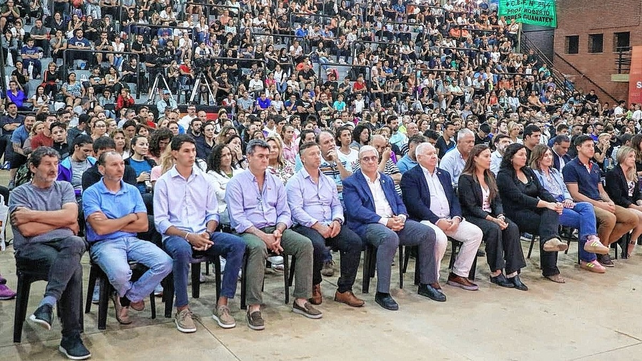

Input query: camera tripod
[147,73,173,105]
[189,71,217,105]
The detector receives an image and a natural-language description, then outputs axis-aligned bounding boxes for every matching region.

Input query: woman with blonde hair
[266,135,294,184]
[530,144,609,273]
[605,146,642,257]
[507,121,523,144]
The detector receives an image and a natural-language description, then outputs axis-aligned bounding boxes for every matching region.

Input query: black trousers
[466,216,525,275]
[293,225,363,293]
[508,208,561,277]
[15,237,86,337]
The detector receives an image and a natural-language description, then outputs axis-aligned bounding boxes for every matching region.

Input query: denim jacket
[533,168,571,202]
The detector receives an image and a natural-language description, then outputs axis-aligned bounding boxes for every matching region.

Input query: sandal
[545,274,566,283]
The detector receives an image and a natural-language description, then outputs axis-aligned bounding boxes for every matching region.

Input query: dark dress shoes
[490,273,514,288]
[375,292,399,311]
[418,284,447,302]
[509,275,528,291]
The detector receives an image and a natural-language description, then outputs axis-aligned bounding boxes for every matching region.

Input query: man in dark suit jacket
[343,145,444,311]
[551,135,572,171]
[400,143,482,291]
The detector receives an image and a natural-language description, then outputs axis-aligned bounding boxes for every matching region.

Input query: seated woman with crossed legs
[530,144,610,274]
[497,143,567,284]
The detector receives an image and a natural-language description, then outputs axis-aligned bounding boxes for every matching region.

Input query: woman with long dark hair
[206,144,242,225]
[497,143,566,283]
[458,145,527,290]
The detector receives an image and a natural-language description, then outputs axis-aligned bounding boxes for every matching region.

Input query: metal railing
[519,34,572,97]
[616,47,632,74]
[62,49,142,98]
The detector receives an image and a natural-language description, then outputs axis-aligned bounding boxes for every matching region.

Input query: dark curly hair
[500,143,526,171]
[149,127,173,159]
[206,144,231,173]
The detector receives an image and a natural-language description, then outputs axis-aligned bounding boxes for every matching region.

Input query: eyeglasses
[361,156,378,163]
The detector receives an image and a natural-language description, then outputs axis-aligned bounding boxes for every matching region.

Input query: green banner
[498,0,557,28]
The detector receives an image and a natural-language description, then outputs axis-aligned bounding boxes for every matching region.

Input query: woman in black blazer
[605,146,642,257]
[458,145,527,290]
[496,143,567,283]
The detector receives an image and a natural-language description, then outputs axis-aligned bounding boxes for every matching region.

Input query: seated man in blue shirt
[343,145,444,311]
[396,134,425,174]
[226,139,319,331]
[82,151,172,325]
[563,135,637,267]
[154,135,246,333]
[286,142,364,307]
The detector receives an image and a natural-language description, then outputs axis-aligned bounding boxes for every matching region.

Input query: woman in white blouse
[206,144,243,225]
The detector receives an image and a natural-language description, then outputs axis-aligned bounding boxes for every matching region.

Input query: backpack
[14,163,32,187]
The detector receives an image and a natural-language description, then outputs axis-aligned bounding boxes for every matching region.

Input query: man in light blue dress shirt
[226,139,320,331]
[154,135,246,333]
[286,142,364,308]
[439,128,475,188]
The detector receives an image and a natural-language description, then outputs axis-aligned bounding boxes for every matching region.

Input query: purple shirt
[153,165,219,241]
[286,167,344,228]
[226,169,292,233]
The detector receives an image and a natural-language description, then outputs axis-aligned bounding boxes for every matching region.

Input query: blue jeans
[163,232,245,308]
[90,236,172,303]
[558,202,598,262]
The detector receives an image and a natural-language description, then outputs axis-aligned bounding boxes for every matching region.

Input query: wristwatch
[333,218,344,225]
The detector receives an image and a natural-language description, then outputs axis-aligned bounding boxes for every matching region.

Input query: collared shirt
[363,171,393,225]
[439,147,466,187]
[421,165,450,219]
[490,150,503,175]
[553,149,566,170]
[82,179,146,242]
[226,169,292,233]
[153,165,219,241]
[286,167,343,228]
[562,157,602,201]
[397,154,418,174]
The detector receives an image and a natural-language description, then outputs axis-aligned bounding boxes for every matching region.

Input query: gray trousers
[240,227,313,306]
[363,220,437,293]
[15,236,86,337]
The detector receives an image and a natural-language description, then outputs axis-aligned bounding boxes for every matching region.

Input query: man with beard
[490,134,512,175]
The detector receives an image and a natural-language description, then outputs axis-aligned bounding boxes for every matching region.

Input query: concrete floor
[1,239,642,361]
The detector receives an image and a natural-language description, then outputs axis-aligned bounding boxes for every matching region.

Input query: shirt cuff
[378,217,389,226]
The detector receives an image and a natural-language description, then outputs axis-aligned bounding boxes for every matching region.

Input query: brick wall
[553,0,642,102]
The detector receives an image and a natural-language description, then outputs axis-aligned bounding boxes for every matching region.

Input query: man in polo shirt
[255,92,271,111]
[439,128,475,188]
[563,135,637,267]
[396,134,425,174]
[82,151,172,324]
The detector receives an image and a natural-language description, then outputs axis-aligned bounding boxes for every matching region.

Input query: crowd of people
[2,0,642,360]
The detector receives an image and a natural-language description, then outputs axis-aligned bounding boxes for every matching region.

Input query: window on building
[588,34,604,53]
[614,32,630,52]
[565,36,579,54]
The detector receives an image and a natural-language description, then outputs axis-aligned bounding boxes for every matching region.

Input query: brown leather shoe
[446,272,479,291]
[309,284,322,305]
[334,290,365,307]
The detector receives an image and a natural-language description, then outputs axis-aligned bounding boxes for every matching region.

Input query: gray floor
[1,238,641,361]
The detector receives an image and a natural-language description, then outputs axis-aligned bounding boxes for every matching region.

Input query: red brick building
[553,0,640,103]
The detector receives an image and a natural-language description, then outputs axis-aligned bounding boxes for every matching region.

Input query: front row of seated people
[9,133,642,359]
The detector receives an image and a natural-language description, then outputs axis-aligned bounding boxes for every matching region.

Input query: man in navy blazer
[552,135,572,171]
[343,145,444,311]
[401,143,482,291]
